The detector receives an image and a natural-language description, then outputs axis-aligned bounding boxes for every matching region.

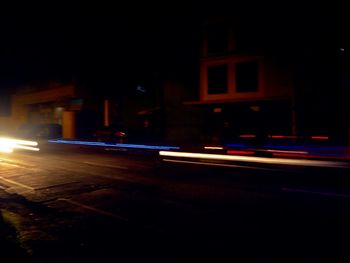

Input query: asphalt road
[1,142,350,262]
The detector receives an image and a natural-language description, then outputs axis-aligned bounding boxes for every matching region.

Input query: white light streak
[266,149,308,154]
[204,146,224,150]
[13,145,40,151]
[159,151,348,168]
[0,138,38,146]
[0,137,39,153]
[0,147,13,153]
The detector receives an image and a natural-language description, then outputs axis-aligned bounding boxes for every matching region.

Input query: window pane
[208,65,228,94]
[236,61,259,92]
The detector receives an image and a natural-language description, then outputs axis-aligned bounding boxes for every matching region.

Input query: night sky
[0,1,348,95]
[0,2,201,92]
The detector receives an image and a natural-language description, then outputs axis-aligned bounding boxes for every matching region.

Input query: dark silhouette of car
[93,126,127,142]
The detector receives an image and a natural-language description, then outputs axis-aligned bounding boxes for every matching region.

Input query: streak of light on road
[48,139,180,150]
[0,137,40,153]
[159,151,349,168]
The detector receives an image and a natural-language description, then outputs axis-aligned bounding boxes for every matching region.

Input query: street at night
[1,1,350,262]
[1,142,350,262]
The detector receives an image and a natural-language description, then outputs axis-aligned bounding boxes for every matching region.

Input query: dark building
[181,16,295,145]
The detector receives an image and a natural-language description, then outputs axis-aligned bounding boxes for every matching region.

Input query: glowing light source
[204,146,224,150]
[0,139,14,153]
[13,145,40,151]
[0,137,39,153]
[270,135,299,139]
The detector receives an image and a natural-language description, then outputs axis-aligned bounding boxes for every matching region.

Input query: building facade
[0,83,83,138]
[184,17,295,144]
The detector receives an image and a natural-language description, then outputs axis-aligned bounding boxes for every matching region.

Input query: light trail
[0,137,40,153]
[48,139,180,150]
[159,151,349,168]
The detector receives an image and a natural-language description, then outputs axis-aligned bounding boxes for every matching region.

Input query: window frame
[200,56,264,101]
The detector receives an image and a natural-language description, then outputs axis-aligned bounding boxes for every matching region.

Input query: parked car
[93,126,127,143]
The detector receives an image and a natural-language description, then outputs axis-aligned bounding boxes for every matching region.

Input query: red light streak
[311,136,329,140]
[270,135,299,139]
[239,135,256,138]
[227,150,255,155]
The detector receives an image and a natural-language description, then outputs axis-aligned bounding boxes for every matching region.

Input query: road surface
[1,142,350,262]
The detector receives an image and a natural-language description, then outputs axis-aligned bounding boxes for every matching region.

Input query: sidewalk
[0,190,33,262]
